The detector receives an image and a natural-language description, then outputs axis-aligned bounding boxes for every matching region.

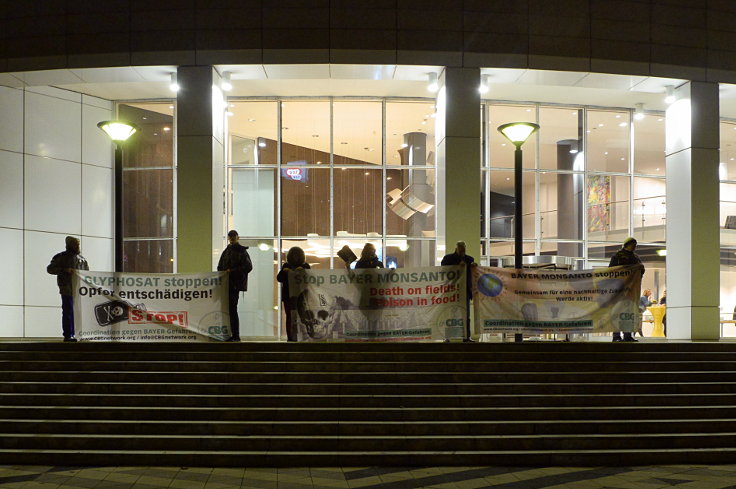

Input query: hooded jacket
[47,250,89,296]
[217,243,253,291]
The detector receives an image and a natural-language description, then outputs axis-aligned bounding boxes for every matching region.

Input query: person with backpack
[217,230,253,342]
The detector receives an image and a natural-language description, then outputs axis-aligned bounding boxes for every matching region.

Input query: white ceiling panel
[0,73,24,88]
[14,69,83,87]
[329,64,396,80]
[215,65,267,80]
[131,66,178,82]
[575,73,648,90]
[264,64,330,79]
[393,65,442,81]
[630,76,686,93]
[480,68,527,84]
[70,67,144,83]
[516,69,587,87]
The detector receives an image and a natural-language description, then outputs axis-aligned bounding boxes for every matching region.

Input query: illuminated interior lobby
[2,1,736,342]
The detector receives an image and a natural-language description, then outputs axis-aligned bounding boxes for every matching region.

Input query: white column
[665,81,720,340]
[435,68,481,262]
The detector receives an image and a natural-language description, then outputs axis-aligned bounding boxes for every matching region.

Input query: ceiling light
[258,141,266,148]
[168,105,174,109]
[221,71,232,91]
[163,127,170,132]
[664,85,675,104]
[634,103,645,121]
[226,111,234,117]
[427,72,439,93]
[258,243,270,251]
[618,122,628,127]
[479,74,490,94]
[248,118,256,122]
[169,73,179,92]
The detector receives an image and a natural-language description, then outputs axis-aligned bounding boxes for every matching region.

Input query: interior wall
[0,85,114,338]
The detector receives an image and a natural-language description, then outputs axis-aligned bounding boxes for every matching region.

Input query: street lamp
[97,120,139,272]
[498,121,539,343]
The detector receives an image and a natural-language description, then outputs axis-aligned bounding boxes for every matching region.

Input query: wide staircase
[1,341,736,466]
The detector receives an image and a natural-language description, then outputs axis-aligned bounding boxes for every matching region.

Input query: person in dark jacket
[609,237,644,342]
[217,230,253,342]
[354,243,384,269]
[441,241,476,342]
[47,236,89,342]
[277,246,311,342]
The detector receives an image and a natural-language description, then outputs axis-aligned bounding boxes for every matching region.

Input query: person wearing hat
[217,230,253,342]
[47,236,89,342]
[609,237,644,342]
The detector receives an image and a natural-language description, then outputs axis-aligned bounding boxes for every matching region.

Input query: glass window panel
[228,101,278,166]
[386,168,436,238]
[334,238,384,269]
[386,239,436,268]
[334,168,382,235]
[281,167,330,236]
[720,247,736,337]
[481,170,488,238]
[634,113,665,176]
[633,177,666,243]
[334,101,382,166]
[540,241,583,259]
[721,183,736,247]
[488,104,537,169]
[386,101,436,166]
[586,174,629,242]
[281,101,330,165]
[122,240,173,273]
[118,103,174,168]
[237,241,278,338]
[282,238,332,270]
[489,240,535,259]
[539,171,584,240]
[230,168,276,237]
[586,242,618,260]
[489,170,535,239]
[587,110,630,173]
[721,122,736,181]
[122,169,174,238]
[539,106,582,171]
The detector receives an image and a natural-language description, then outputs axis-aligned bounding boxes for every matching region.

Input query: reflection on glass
[587,110,630,173]
[586,175,630,242]
[489,104,537,169]
[282,101,330,165]
[123,240,173,273]
[230,169,276,236]
[721,183,736,247]
[386,168,436,238]
[387,239,435,268]
[721,122,736,181]
[539,106,582,170]
[720,246,736,337]
[633,177,666,243]
[334,101,382,165]
[237,242,278,338]
[489,170,535,239]
[586,242,618,260]
[539,171,583,244]
[118,103,174,168]
[386,102,436,166]
[634,114,665,176]
[281,167,330,236]
[540,241,583,259]
[122,169,174,238]
[334,168,382,235]
[489,240,535,258]
[229,102,278,166]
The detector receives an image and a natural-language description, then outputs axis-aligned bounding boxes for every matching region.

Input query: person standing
[277,246,310,342]
[354,243,384,269]
[217,230,253,342]
[609,237,645,342]
[47,236,89,342]
[441,241,476,342]
[637,288,653,338]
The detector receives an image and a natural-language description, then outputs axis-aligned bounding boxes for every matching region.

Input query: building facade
[1,1,735,340]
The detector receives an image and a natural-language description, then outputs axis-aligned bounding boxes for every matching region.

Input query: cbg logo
[445,318,464,326]
[208,325,230,336]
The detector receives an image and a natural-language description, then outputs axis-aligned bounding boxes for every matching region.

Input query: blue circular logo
[477,274,503,297]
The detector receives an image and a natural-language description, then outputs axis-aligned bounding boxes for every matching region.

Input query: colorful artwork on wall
[587,175,611,233]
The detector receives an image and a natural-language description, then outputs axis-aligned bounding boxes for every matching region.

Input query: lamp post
[97,121,139,272]
[497,122,539,342]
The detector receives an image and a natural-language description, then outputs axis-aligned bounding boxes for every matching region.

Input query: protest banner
[72,271,230,341]
[472,265,643,334]
[288,265,466,341]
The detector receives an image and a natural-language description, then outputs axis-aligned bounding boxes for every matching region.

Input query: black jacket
[277,262,311,302]
[47,250,89,296]
[441,252,475,298]
[217,243,253,291]
[609,248,644,275]
[355,257,384,269]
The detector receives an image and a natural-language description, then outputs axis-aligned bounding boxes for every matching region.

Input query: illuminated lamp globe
[97,121,139,142]
[497,122,539,147]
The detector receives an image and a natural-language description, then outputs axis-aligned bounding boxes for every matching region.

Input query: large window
[227,98,437,339]
[118,103,175,273]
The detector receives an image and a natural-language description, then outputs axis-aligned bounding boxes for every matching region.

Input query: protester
[277,246,310,342]
[637,288,653,337]
[47,236,89,342]
[609,237,644,342]
[217,230,252,342]
[354,243,384,269]
[441,241,476,342]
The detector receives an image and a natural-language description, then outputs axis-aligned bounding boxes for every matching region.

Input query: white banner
[288,266,466,341]
[72,271,230,342]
